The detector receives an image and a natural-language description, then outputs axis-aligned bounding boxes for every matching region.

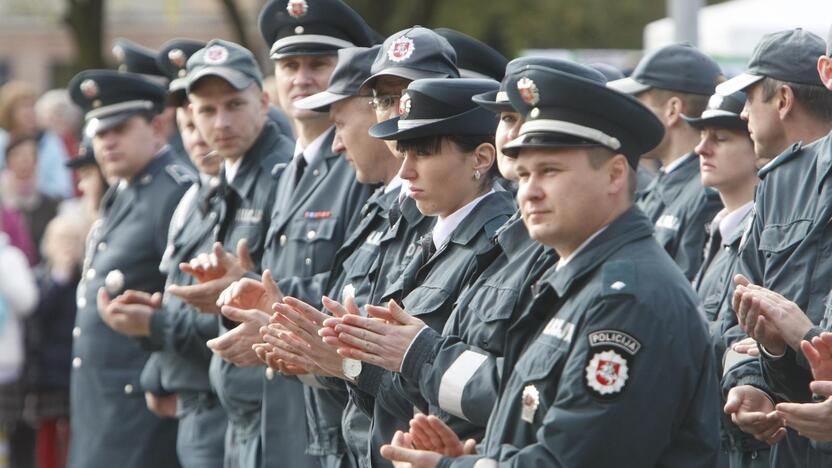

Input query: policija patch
[584,329,641,399]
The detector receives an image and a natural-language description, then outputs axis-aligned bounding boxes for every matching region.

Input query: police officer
[608,43,724,280]
[67,69,193,468]
[716,29,832,468]
[381,59,720,468]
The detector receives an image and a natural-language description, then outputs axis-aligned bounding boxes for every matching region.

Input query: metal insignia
[104,270,125,296]
[387,36,415,63]
[204,45,229,65]
[521,385,540,423]
[610,281,626,290]
[80,79,99,99]
[295,25,305,35]
[517,77,540,106]
[399,92,412,118]
[168,48,187,68]
[287,0,308,18]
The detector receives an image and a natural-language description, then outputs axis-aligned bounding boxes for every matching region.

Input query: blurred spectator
[0,231,39,468]
[0,82,73,199]
[0,199,36,265]
[3,136,61,263]
[62,139,109,231]
[24,216,85,468]
[34,90,82,160]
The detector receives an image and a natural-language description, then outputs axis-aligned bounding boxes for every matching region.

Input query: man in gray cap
[67,69,194,468]
[719,28,832,468]
[608,43,724,280]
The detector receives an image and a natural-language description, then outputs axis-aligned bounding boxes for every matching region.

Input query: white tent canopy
[645,0,832,60]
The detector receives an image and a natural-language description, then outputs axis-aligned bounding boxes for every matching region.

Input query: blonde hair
[0,81,38,134]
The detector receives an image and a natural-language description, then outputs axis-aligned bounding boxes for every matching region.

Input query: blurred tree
[220,0,253,50]
[64,0,107,70]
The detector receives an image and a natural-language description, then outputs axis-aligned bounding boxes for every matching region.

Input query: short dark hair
[396,134,501,187]
[4,135,37,162]
[645,89,711,121]
[760,77,832,122]
[586,146,637,201]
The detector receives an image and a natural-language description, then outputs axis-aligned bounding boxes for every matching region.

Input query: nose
[740,103,750,122]
[215,108,232,130]
[397,151,417,181]
[331,131,345,154]
[518,173,544,205]
[694,137,711,158]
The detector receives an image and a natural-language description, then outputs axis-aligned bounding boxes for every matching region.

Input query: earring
[474,170,481,180]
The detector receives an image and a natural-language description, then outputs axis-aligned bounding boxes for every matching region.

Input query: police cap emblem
[517,77,540,106]
[287,0,308,18]
[80,79,99,99]
[399,92,412,118]
[204,45,229,65]
[388,36,415,63]
[168,48,187,68]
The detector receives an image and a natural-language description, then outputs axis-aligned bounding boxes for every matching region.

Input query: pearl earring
[474,170,481,180]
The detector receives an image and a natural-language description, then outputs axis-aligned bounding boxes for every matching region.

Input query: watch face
[342,358,362,379]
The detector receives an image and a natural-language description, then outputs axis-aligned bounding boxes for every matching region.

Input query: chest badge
[521,384,540,423]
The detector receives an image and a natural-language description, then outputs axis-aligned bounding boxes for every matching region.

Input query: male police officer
[608,44,724,280]
[381,59,720,468]
[67,69,193,468]
[716,29,832,468]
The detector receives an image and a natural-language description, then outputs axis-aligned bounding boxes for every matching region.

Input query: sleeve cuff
[759,343,786,360]
[355,364,387,396]
[139,310,167,351]
[400,326,440,378]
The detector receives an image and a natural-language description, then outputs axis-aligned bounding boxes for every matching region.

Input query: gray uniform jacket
[68,148,193,468]
[441,207,720,468]
[350,190,515,468]
[205,122,294,468]
[260,127,372,467]
[399,212,556,428]
[637,152,723,280]
[724,134,832,466]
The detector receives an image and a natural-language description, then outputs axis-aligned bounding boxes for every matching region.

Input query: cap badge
[80,79,99,99]
[521,385,540,423]
[287,0,308,18]
[399,92,412,118]
[388,36,415,63]
[204,45,229,65]
[517,77,540,106]
[168,49,187,68]
[112,45,125,63]
[707,94,724,111]
[585,349,629,396]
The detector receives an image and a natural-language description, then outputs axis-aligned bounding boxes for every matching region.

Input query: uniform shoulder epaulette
[757,142,803,179]
[165,164,197,186]
[484,215,509,240]
[600,260,636,298]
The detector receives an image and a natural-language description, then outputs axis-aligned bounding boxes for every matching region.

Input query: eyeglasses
[369,94,400,112]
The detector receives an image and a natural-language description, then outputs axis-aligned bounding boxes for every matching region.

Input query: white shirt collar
[293,128,331,167]
[717,201,754,244]
[556,226,609,271]
[224,158,243,183]
[432,190,494,250]
[384,175,403,194]
[662,153,695,175]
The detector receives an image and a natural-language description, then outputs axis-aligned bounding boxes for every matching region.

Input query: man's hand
[329,300,426,372]
[97,289,162,337]
[408,414,477,456]
[733,275,787,355]
[776,380,832,441]
[252,342,309,375]
[206,306,270,367]
[319,295,362,349]
[802,333,832,381]
[732,337,760,357]
[380,430,443,468]
[145,392,177,418]
[724,385,785,444]
[217,270,284,313]
[269,297,345,377]
[737,283,813,352]
[168,240,255,314]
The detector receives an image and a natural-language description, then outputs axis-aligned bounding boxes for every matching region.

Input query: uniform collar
[128,146,173,188]
[442,189,515,248]
[717,201,753,246]
[293,126,332,167]
[224,122,283,199]
[496,211,532,260]
[662,151,697,175]
[432,190,494,250]
[541,206,654,297]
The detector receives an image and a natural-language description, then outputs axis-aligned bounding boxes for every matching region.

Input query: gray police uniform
[637,152,723,280]
[206,121,293,468]
[723,134,832,467]
[139,177,227,468]
[69,148,192,468]
[261,126,371,468]
[398,213,556,428]
[441,207,720,467]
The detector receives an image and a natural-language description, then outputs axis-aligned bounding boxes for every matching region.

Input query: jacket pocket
[758,219,811,254]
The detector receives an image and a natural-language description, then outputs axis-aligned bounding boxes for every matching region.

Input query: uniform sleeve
[142,305,217,359]
[277,271,329,309]
[139,354,172,395]
[760,347,814,403]
[675,194,722,280]
[449,296,720,468]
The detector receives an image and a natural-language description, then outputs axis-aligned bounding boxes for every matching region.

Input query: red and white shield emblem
[168,49,187,68]
[585,350,628,395]
[516,77,540,106]
[204,45,229,65]
[399,92,412,118]
[80,79,99,99]
[387,36,415,63]
[287,0,308,18]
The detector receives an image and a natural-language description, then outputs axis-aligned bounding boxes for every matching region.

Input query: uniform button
[77,297,87,309]
[124,384,134,395]
[72,357,82,369]
[280,235,288,246]
[304,258,312,266]
[306,230,316,240]
[97,242,107,252]
[86,269,96,280]
[72,327,81,338]
[312,169,320,177]
[265,368,274,380]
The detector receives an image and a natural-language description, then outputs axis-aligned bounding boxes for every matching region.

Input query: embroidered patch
[387,36,415,63]
[204,45,229,65]
[655,214,680,231]
[236,208,263,224]
[584,329,641,399]
[542,318,575,343]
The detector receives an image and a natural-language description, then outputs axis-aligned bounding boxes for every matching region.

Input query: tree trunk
[219,0,251,50]
[63,0,106,72]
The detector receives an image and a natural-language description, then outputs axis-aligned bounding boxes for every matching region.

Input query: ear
[472,142,496,174]
[818,56,832,91]
[606,153,630,197]
[665,96,684,127]
[260,89,271,116]
[150,113,167,138]
[777,84,795,120]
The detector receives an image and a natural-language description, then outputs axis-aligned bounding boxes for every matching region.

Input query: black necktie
[294,155,307,188]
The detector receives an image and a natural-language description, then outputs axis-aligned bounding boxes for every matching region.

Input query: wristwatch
[342,358,362,382]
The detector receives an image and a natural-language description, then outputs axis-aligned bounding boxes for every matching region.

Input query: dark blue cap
[434,28,507,81]
[66,137,98,169]
[361,27,460,91]
[186,39,264,93]
[682,91,748,130]
[156,38,206,107]
[112,38,167,83]
[503,61,664,168]
[69,70,167,136]
[608,43,722,96]
[258,0,376,60]
[717,29,827,95]
[295,46,379,112]
[588,63,625,81]
[369,78,499,141]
